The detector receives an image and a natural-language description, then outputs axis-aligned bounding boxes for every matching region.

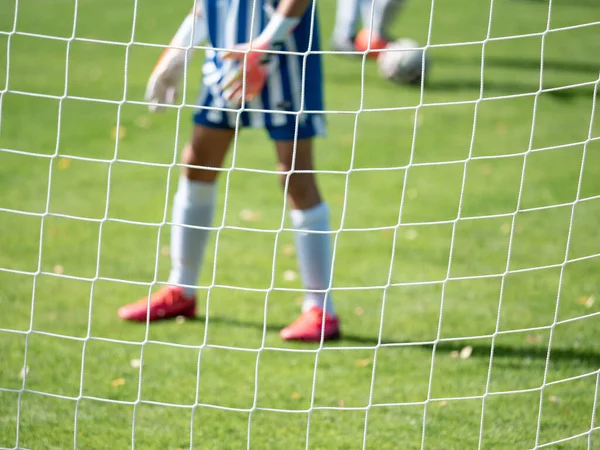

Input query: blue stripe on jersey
[204,0,218,49]
[237,0,248,43]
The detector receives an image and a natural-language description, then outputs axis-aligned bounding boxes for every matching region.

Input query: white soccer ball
[377,38,428,86]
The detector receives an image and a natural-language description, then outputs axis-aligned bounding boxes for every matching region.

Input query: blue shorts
[193,0,326,141]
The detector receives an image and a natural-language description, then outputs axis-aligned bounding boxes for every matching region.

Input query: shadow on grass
[410,54,599,100]
[422,79,598,101]
[509,0,600,7]
[188,314,600,367]
[480,57,600,75]
[328,54,599,98]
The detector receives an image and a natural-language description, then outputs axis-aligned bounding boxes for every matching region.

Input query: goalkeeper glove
[145,5,207,113]
[220,12,301,106]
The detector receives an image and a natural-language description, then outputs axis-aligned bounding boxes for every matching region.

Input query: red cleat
[354,28,389,60]
[280,307,341,342]
[118,286,196,322]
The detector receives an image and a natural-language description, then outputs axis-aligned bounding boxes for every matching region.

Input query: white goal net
[1,0,599,448]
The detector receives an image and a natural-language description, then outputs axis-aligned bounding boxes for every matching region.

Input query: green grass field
[1,0,600,448]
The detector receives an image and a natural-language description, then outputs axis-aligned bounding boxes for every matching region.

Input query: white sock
[360,0,375,30]
[167,176,216,297]
[367,0,405,39]
[333,0,361,42]
[290,202,336,317]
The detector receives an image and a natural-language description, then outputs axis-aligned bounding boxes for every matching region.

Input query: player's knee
[277,162,320,209]
[182,126,233,182]
[181,145,220,183]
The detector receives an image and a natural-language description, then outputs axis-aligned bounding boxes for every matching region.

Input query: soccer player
[117,0,340,342]
[330,0,405,57]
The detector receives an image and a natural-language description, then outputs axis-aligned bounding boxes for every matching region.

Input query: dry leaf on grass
[525,334,542,344]
[415,113,424,127]
[57,158,71,170]
[239,209,260,222]
[459,346,473,360]
[130,359,141,369]
[176,315,186,324]
[19,366,30,378]
[53,264,64,275]
[407,188,418,200]
[549,396,560,404]
[356,359,371,368]
[354,307,364,317]
[283,270,297,282]
[291,392,301,400]
[160,246,170,257]
[481,163,493,175]
[282,244,295,257]
[450,351,459,359]
[381,229,394,239]
[111,126,126,141]
[439,400,447,407]
[405,229,418,241]
[135,115,151,129]
[338,400,345,408]
[577,296,595,308]
[111,378,125,387]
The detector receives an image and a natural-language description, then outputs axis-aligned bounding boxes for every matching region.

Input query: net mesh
[1,0,599,448]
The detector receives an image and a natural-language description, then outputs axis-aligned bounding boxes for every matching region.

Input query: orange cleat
[280,307,341,342]
[354,28,389,60]
[118,286,196,322]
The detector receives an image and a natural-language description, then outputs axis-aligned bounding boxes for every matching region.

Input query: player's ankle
[302,298,336,318]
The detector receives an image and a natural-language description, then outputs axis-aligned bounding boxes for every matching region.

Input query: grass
[1,0,600,448]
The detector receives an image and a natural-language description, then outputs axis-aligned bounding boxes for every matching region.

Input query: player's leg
[369,0,405,41]
[273,136,340,341]
[356,0,405,57]
[118,124,234,322]
[166,125,234,294]
[275,138,321,210]
[359,0,375,29]
[330,0,361,53]
[264,2,339,341]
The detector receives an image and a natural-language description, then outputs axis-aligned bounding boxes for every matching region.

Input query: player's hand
[220,40,272,106]
[145,6,207,113]
[145,55,183,113]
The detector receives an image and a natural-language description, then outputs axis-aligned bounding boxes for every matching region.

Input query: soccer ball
[377,38,428,86]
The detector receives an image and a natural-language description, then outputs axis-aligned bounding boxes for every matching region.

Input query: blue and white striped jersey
[193,0,326,140]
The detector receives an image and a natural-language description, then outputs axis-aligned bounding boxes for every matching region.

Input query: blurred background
[0,0,599,448]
